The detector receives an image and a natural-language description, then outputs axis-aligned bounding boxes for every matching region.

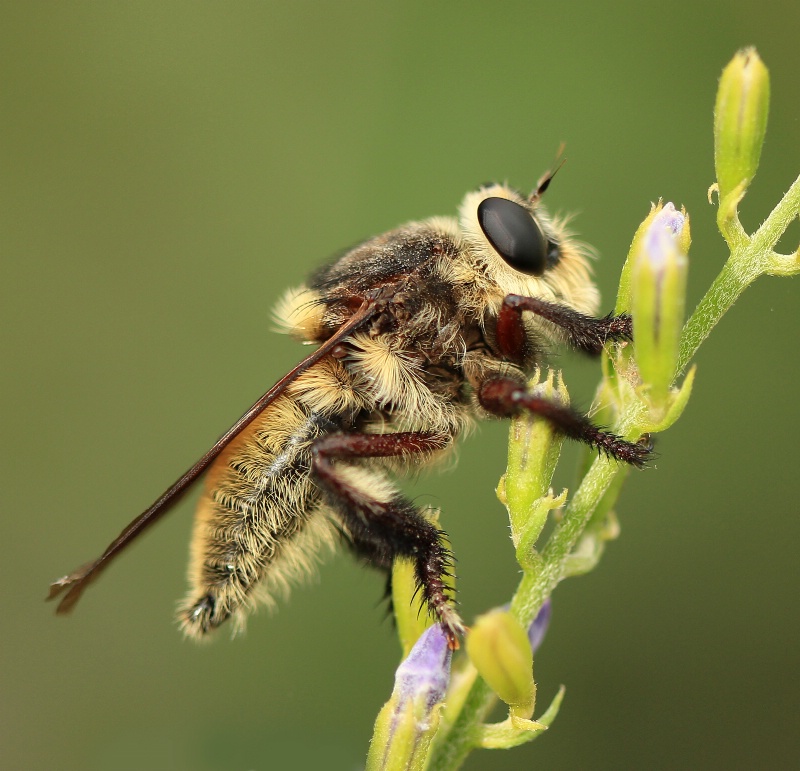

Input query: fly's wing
[48,296,383,613]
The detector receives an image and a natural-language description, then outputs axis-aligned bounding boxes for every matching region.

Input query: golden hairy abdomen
[180,389,337,637]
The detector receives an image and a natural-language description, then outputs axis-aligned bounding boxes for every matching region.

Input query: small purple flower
[367,625,452,769]
[528,599,552,653]
[644,203,686,269]
[394,624,452,714]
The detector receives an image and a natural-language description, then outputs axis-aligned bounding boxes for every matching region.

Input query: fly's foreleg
[310,431,465,646]
[497,293,632,360]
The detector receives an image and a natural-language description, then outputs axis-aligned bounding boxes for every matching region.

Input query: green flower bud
[714,47,770,202]
[466,610,535,717]
[631,203,689,413]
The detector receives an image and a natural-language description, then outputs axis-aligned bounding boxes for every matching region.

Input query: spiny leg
[497,293,632,361]
[479,376,652,467]
[490,291,647,464]
[311,431,464,646]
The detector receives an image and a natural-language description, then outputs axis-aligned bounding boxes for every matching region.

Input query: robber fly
[49,172,649,646]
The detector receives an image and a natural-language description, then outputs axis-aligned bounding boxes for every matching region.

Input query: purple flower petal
[528,599,552,653]
[395,624,452,712]
[644,203,686,269]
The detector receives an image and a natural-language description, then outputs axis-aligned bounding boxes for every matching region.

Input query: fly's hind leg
[311,431,464,646]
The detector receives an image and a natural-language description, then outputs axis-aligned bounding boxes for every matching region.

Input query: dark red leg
[497,294,633,361]
[479,377,652,467]
[311,431,464,646]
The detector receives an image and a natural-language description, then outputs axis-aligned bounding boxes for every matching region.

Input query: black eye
[477,197,547,276]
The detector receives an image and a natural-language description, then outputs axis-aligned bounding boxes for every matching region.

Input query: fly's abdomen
[179,393,335,638]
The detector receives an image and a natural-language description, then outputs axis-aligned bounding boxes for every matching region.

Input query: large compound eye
[477,197,547,276]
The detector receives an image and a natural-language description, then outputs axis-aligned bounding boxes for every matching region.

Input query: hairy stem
[678,172,800,373]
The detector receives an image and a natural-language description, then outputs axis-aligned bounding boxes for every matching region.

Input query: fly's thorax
[339,332,470,436]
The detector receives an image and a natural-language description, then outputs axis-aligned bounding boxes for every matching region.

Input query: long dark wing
[48,297,381,613]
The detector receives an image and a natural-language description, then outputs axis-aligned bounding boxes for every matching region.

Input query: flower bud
[466,610,535,716]
[714,48,770,202]
[631,203,689,412]
[366,625,452,771]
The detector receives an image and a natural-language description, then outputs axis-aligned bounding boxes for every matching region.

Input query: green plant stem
[427,428,635,771]
[755,173,800,253]
[676,256,757,375]
[509,453,624,627]
[677,172,800,374]
[541,455,621,573]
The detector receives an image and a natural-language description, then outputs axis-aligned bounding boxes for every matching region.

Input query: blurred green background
[3,2,799,769]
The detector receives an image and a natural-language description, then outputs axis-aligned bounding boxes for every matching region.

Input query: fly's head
[455,182,600,318]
